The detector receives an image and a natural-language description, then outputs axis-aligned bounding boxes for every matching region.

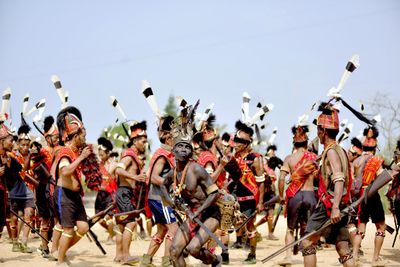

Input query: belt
[236,195,255,202]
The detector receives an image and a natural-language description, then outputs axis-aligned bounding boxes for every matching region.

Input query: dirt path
[1,211,400,267]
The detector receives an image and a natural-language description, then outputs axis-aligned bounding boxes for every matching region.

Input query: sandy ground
[1,210,400,267]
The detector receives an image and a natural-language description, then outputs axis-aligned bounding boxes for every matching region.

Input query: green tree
[164,93,178,118]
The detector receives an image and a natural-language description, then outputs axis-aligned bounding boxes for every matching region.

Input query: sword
[271,203,284,232]
[175,197,228,254]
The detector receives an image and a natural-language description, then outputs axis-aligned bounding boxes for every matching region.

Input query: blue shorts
[149,199,176,225]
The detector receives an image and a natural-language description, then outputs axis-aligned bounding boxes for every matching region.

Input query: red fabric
[197,150,217,169]
[51,146,83,195]
[99,162,117,195]
[362,156,383,186]
[317,110,339,130]
[286,152,317,200]
[235,153,261,204]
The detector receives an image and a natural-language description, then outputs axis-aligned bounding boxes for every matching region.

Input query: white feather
[141,80,162,119]
[22,93,29,115]
[242,92,251,123]
[110,96,127,121]
[1,87,12,118]
[268,127,278,145]
[51,75,66,105]
[336,54,360,93]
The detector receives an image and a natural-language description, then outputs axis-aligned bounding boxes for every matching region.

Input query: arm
[150,156,167,186]
[278,156,290,202]
[253,157,265,212]
[194,165,219,217]
[327,149,345,224]
[210,154,230,182]
[60,147,90,177]
[115,156,146,182]
[160,170,174,206]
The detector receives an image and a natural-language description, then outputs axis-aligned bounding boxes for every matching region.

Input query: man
[52,106,91,266]
[41,115,64,258]
[161,108,222,267]
[277,125,318,265]
[346,137,363,250]
[301,102,355,267]
[95,137,117,244]
[260,144,282,241]
[27,139,56,260]
[141,115,178,267]
[7,123,36,253]
[352,126,388,266]
[228,120,265,264]
[115,121,147,265]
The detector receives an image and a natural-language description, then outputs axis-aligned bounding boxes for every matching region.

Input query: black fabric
[0,189,6,227]
[95,190,114,215]
[305,203,349,244]
[36,183,53,219]
[54,186,87,228]
[358,192,385,224]
[10,198,35,213]
[287,191,317,230]
[116,186,137,224]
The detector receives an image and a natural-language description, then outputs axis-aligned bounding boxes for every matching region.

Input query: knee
[376,222,386,232]
[335,241,351,256]
[186,244,201,258]
[301,238,314,249]
[78,223,89,235]
[170,244,180,260]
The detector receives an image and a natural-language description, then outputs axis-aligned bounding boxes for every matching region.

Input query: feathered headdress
[98,137,113,152]
[43,116,58,137]
[349,137,363,155]
[57,106,84,142]
[130,121,147,139]
[18,115,31,141]
[291,125,309,144]
[170,100,199,146]
[316,102,339,130]
[362,126,379,148]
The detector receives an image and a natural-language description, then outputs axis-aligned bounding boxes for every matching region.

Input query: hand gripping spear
[261,169,392,264]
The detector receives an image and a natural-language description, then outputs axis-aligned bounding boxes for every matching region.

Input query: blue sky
[1,0,399,157]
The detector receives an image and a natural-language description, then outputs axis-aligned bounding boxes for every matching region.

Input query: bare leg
[336,240,355,267]
[352,223,365,260]
[147,224,167,256]
[302,235,319,267]
[373,222,386,262]
[170,221,191,267]
[186,217,220,265]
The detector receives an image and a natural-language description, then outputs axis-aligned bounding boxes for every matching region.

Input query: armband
[255,174,265,183]
[206,184,219,195]
[117,162,127,170]
[280,165,290,174]
[332,172,345,183]
[205,167,214,174]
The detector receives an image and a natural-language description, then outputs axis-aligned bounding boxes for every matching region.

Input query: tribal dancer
[352,127,388,266]
[301,103,355,267]
[41,116,64,258]
[7,122,36,253]
[115,121,147,265]
[229,120,265,264]
[161,103,222,267]
[52,107,91,266]
[141,115,177,267]
[346,137,363,252]
[95,137,117,244]
[277,124,318,265]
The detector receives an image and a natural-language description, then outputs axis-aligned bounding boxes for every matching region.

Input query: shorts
[358,192,385,224]
[238,199,256,218]
[95,190,114,215]
[54,186,87,228]
[36,183,54,219]
[10,198,35,213]
[263,192,276,210]
[305,202,349,245]
[287,191,317,230]
[116,186,138,224]
[149,199,176,225]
